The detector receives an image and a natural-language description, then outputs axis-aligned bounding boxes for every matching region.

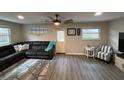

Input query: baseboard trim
[66,53,85,55]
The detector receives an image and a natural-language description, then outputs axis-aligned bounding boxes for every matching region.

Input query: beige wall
[65,22,109,54]
[22,22,109,54]
[109,17,124,52]
[0,20,23,43]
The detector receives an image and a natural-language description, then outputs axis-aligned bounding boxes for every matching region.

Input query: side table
[85,46,95,59]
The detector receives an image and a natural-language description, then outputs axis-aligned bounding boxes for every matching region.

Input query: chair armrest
[108,51,113,54]
[95,49,99,52]
[95,45,101,52]
[95,48,101,53]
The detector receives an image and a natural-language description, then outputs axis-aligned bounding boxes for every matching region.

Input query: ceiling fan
[42,14,73,26]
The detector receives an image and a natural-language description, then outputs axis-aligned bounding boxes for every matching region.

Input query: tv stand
[115,53,124,72]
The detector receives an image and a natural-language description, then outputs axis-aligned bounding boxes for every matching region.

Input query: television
[119,32,124,53]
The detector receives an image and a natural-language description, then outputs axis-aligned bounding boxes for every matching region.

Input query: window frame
[81,27,101,41]
[0,26,11,46]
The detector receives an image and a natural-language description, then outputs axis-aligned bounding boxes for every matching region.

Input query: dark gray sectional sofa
[0,41,55,71]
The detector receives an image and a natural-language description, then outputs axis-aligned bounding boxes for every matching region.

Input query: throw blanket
[45,41,56,52]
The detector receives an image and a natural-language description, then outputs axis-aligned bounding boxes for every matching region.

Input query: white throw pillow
[25,44,29,49]
[19,44,27,51]
[14,44,22,52]
[14,44,29,52]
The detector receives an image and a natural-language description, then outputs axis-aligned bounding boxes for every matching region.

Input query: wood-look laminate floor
[49,54,124,80]
[1,54,124,80]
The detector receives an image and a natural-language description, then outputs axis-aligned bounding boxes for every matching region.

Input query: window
[81,28,100,40]
[0,27,11,45]
[57,31,64,42]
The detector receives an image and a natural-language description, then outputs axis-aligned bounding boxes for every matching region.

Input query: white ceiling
[0,12,124,24]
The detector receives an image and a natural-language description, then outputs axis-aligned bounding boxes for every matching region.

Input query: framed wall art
[67,28,76,36]
[77,28,81,36]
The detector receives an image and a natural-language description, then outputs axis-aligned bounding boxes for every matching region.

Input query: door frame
[56,30,66,54]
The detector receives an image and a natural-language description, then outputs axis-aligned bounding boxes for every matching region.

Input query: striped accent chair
[97,45,113,63]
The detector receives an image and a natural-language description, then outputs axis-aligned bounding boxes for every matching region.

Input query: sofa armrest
[47,45,55,54]
[45,45,55,59]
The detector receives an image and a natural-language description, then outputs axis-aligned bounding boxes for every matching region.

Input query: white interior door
[56,31,65,53]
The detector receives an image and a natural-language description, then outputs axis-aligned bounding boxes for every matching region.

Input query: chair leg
[87,50,88,58]
[93,51,95,59]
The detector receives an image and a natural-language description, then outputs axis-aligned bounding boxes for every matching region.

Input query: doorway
[56,30,65,54]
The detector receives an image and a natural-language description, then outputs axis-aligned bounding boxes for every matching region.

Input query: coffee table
[0,58,56,80]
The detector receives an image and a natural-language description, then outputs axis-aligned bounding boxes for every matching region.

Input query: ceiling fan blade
[40,19,53,23]
[48,17,54,20]
[63,19,73,24]
[59,16,66,20]
[45,19,51,22]
[41,14,73,25]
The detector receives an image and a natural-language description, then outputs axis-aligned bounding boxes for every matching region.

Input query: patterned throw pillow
[14,44,29,52]
[14,44,22,52]
[19,44,27,51]
[26,44,29,49]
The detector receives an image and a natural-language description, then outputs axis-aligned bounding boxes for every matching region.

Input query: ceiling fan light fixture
[54,20,61,26]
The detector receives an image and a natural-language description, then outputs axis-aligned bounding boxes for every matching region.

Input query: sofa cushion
[32,44,42,50]
[29,41,49,50]
[0,52,23,66]
[37,51,49,56]
[26,49,37,56]
[0,59,4,65]
[0,48,15,58]
[41,45,47,50]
